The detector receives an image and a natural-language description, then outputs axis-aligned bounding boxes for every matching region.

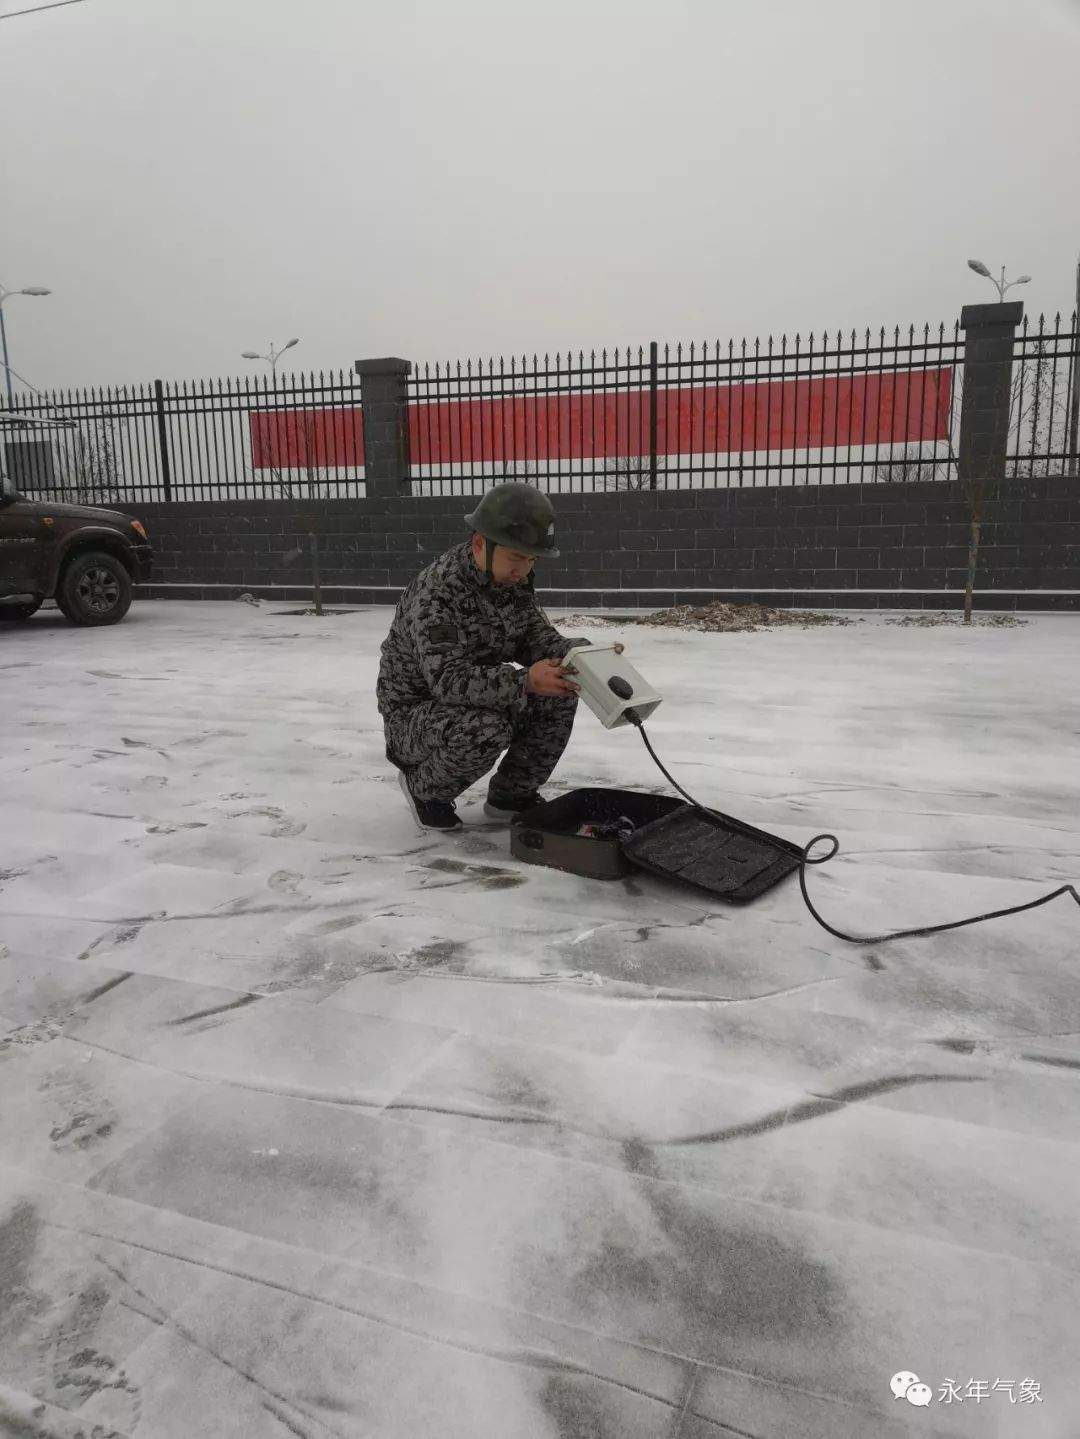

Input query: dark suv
[0,474,152,626]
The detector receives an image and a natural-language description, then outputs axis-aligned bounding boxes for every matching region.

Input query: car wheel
[0,598,43,621]
[57,551,133,626]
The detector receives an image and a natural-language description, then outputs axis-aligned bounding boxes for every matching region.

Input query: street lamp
[240,337,300,381]
[0,283,52,408]
[967,260,1031,302]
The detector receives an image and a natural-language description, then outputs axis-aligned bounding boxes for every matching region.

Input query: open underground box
[510,787,803,902]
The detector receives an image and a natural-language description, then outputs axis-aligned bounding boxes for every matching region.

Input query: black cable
[628,712,1080,946]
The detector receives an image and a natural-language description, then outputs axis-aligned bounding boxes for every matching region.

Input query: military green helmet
[464,482,560,559]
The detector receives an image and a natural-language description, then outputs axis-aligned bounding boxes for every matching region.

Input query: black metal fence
[2,315,1076,505]
[406,323,968,495]
[1,370,366,506]
[1009,313,1080,480]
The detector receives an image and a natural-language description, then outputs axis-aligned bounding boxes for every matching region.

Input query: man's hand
[526,658,580,697]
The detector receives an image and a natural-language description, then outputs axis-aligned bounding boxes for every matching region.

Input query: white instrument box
[563,643,663,730]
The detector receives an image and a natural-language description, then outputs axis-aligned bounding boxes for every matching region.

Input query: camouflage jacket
[377,541,582,714]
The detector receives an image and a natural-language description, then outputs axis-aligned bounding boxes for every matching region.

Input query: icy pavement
[1,598,1078,1439]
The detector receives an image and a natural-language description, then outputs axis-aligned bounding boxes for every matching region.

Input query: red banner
[248,369,953,469]
[407,368,953,465]
[250,407,364,468]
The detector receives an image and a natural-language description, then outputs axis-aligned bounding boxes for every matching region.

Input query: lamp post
[0,284,52,408]
[240,338,301,501]
[240,337,300,382]
[1069,252,1080,479]
[966,259,1031,303]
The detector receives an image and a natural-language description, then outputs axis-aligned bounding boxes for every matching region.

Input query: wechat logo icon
[891,1372,933,1407]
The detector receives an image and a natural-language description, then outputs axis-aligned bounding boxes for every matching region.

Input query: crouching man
[377,483,601,832]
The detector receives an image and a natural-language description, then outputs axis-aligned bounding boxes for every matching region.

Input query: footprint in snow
[227,805,306,837]
[267,870,304,894]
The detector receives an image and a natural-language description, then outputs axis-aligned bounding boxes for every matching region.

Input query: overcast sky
[2,0,1078,392]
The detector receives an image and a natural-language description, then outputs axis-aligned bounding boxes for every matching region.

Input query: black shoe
[398,772,462,831]
[483,788,543,820]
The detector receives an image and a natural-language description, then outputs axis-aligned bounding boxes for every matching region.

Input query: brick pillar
[355,357,411,497]
[957,301,1023,488]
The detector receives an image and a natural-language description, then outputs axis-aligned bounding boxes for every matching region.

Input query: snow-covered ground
[1,598,1078,1438]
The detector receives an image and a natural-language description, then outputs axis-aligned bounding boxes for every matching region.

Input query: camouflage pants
[384,694,577,803]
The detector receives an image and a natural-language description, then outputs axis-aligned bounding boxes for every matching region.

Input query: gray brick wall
[135,473,1080,611]
[354,358,411,498]
[958,302,1024,488]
